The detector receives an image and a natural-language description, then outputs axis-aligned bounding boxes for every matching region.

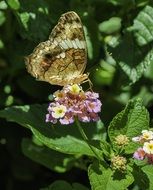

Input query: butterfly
[25,11,88,86]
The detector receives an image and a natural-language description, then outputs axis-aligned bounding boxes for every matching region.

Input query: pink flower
[85,99,102,113]
[132,130,153,164]
[60,116,74,125]
[48,102,57,112]
[133,148,145,160]
[146,154,153,164]
[46,114,57,124]
[132,130,153,143]
[85,91,99,99]
[78,113,90,122]
[46,84,102,125]
[89,112,100,121]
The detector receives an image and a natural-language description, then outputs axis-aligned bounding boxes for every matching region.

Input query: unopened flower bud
[111,155,127,171]
[115,134,129,147]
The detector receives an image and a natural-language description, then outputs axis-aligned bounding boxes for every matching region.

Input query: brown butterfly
[25,11,88,86]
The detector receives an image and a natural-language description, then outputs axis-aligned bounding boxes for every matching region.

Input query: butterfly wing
[25,11,88,86]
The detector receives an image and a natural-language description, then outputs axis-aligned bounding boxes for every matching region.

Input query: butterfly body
[25,11,88,86]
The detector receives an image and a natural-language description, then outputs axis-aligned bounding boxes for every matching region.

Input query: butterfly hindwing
[25,11,88,86]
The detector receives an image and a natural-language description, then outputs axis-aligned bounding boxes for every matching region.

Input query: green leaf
[107,0,148,7]
[84,26,93,60]
[72,183,89,190]
[40,180,89,190]
[88,162,134,190]
[0,39,4,49]
[132,165,148,189]
[15,1,50,41]
[17,12,30,30]
[0,10,6,26]
[100,140,112,159]
[142,165,153,190]
[132,86,153,106]
[109,32,153,84]
[41,180,72,190]
[7,0,20,10]
[130,5,153,46]
[93,59,116,86]
[99,17,121,34]
[22,138,77,173]
[107,0,134,6]
[0,1,8,9]
[108,98,149,153]
[144,56,153,81]
[0,104,102,156]
[83,14,100,62]
[31,127,99,157]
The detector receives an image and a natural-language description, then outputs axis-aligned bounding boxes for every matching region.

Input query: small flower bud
[115,134,129,147]
[111,155,127,171]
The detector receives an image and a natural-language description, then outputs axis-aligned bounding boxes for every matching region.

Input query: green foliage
[109,33,153,84]
[88,162,134,190]
[99,17,122,34]
[41,180,89,190]
[0,99,152,189]
[108,99,149,153]
[130,5,153,46]
[141,165,153,190]
[1,0,153,189]
[0,104,103,156]
[22,138,78,173]
[7,0,20,10]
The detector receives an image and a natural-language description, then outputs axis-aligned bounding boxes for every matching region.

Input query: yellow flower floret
[143,140,153,154]
[68,84,82,94]
[52,105,67,119]
[53,90,65,100]
[142,130,153,140]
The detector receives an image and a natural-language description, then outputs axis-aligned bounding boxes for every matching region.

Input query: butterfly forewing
[25,11,88,86]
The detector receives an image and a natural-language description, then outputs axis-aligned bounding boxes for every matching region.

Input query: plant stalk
[75,119,102,161]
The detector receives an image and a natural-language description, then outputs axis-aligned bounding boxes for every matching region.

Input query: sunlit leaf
[108,98,149,153]
[0,1,8,9]
[130,5,153,46]
[88,162,134,190]
[109,32,153,84]
[99,17,121,34]
[7,0,20,10]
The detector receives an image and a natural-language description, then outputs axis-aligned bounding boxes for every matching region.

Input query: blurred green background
[1,0,153,189]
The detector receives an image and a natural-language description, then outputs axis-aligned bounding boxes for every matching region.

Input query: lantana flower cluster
[46,84,102,125]
[132,130,153,164]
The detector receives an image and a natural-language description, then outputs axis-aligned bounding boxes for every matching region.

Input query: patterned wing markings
[25,11,88,86]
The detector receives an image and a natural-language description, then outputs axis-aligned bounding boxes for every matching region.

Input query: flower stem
[75,119,102,161]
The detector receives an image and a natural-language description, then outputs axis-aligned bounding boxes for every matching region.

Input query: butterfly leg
[81,78,93,91]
